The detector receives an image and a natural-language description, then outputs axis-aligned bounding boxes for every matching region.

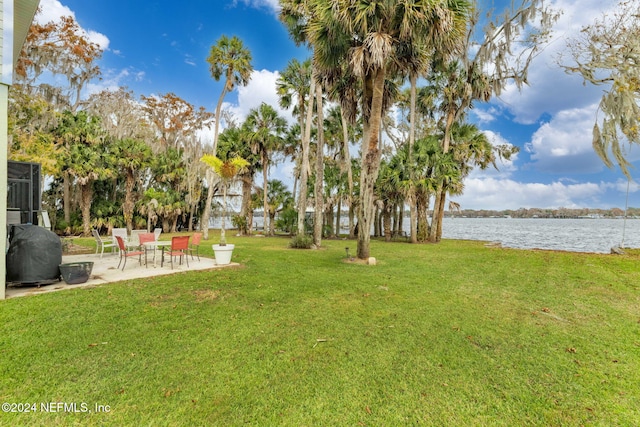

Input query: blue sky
[36,0,640,211]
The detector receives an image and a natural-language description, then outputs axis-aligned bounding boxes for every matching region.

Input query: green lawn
[1,235,639,426]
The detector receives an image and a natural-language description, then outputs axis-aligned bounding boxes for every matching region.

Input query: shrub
[232,215,248,234]
[288,234,313,249]
[275,207,297,234]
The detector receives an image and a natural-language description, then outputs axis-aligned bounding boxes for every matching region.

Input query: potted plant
[200,154,249,264]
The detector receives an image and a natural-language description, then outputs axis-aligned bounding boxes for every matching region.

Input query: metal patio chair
[92,229,117,258]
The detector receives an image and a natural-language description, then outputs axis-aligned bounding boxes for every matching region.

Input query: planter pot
[59,262,94,284]
[212,244,234,265]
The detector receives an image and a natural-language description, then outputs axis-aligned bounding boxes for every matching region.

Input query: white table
[143,241,172,267]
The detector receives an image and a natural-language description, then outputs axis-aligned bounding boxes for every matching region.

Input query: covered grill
[6,225,62,284]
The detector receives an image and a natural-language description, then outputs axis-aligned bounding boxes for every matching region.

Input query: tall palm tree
[202,35,253,239]
[276,58,315,236]
[313,81,326,247]
[245,103,287,235]
[147,148,188,232]
[206,35,253,154]
[110,137,152,233]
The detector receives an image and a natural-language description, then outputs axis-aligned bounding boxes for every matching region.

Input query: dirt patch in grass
[342,257,375,265]
[193,289,221,302]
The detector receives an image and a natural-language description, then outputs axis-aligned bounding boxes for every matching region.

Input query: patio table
[143,241,172,267]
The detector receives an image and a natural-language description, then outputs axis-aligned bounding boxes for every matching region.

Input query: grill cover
[6,225,62,283]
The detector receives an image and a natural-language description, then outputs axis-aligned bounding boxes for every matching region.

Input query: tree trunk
[220,184,227,245]
[335,198,342,237]
[340,108,355,239]
[383,204,392,242]
[212,84,229,155]
[297,77,315,236]
[171,214,178,233]
[188,206,195,232]
[63,172,71,224]
[123,169,135,234]
[239,174,252,236]
[408,73,418,243]
[325,203,334,237]
[429,110,456,243]
[262,150,269,235]
[416,190,429,243]
[436,187,447,242]
[248,208,254,236]
[349,204,356,240]
[356,68,385,260]
[313,82,324,247]
[80,182,92,237]
[429,185,443,243]
[201,169,216,240]
[269,212,276,236]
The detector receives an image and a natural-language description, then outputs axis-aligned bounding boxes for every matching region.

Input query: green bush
[231,215,248,234]
[55,219,68,233]
[275,207,297,234]
[288,234,313,249]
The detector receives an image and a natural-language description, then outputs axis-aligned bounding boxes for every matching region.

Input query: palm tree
[245,103,287,235]
[206,35,253,154]
[276,58,316,236]
[110,137,152,233]
[312,81,326,247]
[202,35,253,239]
[149,147,187,232]
[265,180,293,236]
[200,155,249,246]
[56,110,112,236]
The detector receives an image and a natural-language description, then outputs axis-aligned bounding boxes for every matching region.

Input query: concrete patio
[5,251,238,299]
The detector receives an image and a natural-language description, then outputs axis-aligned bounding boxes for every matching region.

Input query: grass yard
[1,234,639,426]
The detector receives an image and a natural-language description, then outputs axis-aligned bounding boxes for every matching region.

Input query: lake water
[435,217,640,253]
[213,215,640,254]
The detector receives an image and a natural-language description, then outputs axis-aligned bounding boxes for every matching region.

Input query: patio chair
[161,236,190,269]
[138,232,157,267]
[92,229,117,258]
[115,236,145,270]
[153,227,162,241]
[129,229,145,247]
[112,228,128,253]
[188,232,202,261]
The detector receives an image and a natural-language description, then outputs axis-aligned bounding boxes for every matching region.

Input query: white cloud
[472,107,498,124]
[86,30,110,50]
[525,104,605,174]
[228,69,294,124]
[35,0,74,24]
[231,0,280,12]
[37,0,110,50]
[451,177,608,210]
[85,68,145,97]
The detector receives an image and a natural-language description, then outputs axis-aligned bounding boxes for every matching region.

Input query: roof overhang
[14,0,40,66]
[2,0,39,85]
